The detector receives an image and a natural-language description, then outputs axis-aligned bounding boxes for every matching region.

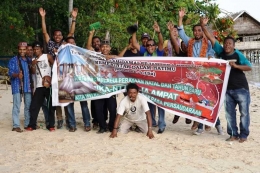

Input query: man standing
[39,7,78,129]
[8,42,33,132]
[64,36,92,132]
[201,17,251,143]
[93,38,117,133]
[25,41,55,131]
[86,29,108,130]
[178,8,215,134]
[132,21,166,134]
[110,83,154,139]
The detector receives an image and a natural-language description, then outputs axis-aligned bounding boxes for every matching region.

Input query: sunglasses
[146,44,155,47]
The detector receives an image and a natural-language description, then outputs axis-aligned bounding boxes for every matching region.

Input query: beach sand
[0,84,259,173]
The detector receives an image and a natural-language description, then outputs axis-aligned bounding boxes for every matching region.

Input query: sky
[214,0,260,21]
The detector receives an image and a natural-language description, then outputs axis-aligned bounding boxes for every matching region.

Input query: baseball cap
[18,42,27,47]
[141,33,150,39]
[32,41,43,48]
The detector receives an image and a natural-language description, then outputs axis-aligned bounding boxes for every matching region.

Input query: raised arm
[167,21,180,54]
[153,21,163,51]
[132,32,140,51]
[178,7,185,27]
[86,30,95,51]
[118,44,131,57]
[39,8,50,43]
[200,17,216,47]
[177,8,190,45]
[67,8,78,37]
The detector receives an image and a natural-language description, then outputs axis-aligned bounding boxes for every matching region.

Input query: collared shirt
[177,25,215,58]
[8,56,32,94]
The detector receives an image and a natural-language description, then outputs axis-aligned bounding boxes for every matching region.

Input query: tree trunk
[68,0,73,31]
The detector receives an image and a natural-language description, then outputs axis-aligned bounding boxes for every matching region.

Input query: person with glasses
[131,21,166,134]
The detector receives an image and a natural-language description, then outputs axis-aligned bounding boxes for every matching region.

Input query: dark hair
[224,36,235,45]
[147,39,157,45]
[128,36,133,43]
[27,44,32,47]
[192,24,202,31]
[32,41,43,48]
[52,29,63,36]
[126,83,139,92]
[92,36,101,42]
[65,36,75,42]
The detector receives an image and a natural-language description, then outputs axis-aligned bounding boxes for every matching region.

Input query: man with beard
[201,17,251,143]
[177,8,215,135]
[110,83,154,139]
[39,7,78,129]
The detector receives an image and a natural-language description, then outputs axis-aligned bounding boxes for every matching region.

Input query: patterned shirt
[8,56,32,94]
[47,40,62,60]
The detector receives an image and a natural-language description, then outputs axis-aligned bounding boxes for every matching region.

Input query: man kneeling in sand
[110,83,154,139]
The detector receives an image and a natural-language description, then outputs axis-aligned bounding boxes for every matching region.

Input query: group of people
[8,8,251,143]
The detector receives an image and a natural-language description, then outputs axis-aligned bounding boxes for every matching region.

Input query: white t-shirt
[117,94,150,121]
[33,54,52,88]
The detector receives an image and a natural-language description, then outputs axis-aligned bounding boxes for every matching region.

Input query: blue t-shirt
[140,46,164,57]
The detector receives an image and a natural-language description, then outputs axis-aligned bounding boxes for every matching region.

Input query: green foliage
[0,0,220,55]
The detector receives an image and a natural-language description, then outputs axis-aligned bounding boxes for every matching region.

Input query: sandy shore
[0,84,259,173]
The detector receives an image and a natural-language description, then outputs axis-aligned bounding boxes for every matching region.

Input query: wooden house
[231,11,260,62]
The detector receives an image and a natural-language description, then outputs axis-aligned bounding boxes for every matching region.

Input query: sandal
[172,115,180,124]
[85,126,91,132]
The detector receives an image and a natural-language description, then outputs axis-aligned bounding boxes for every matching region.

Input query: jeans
[225,88,250,139]
[67,101,91,128]
[12,92,31,128]
[148,102,166,130]
[198,117,221,129]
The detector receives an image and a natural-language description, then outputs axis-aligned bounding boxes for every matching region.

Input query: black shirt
[219,51,249,90]
[123,50,141,57]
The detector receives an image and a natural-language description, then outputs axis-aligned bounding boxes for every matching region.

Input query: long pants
[91,100,108,124]
[29,87,55,129]
[94,96,117,131]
